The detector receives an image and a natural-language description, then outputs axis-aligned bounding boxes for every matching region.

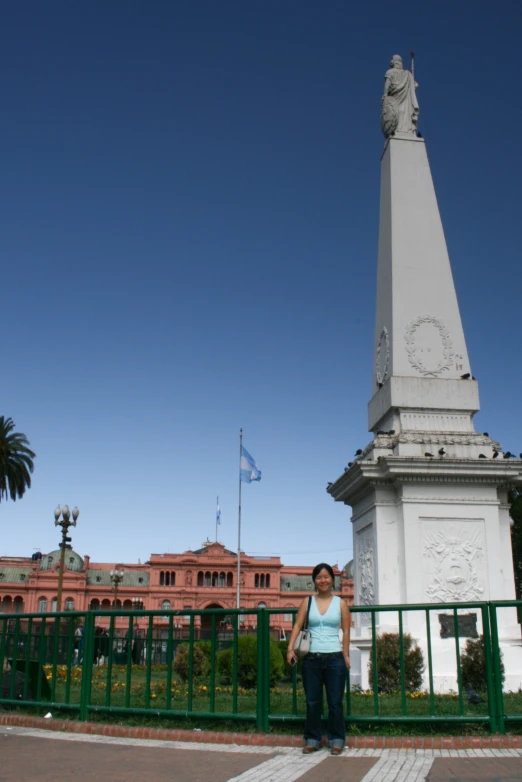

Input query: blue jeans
[302,651,346,748]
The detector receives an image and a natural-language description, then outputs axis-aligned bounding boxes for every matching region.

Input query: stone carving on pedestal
[423,525,485,602]
[375,326,390,386]
[381,54,419,138]
[356,527,375,620]
[404,315,454,376]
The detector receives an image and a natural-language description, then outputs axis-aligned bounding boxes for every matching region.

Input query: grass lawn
[40,664,522,727]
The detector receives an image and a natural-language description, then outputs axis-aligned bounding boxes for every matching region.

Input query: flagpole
[216,495,218,542]
[237,428,243,609]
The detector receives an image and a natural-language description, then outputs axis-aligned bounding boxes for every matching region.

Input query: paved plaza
[1,726,522,782]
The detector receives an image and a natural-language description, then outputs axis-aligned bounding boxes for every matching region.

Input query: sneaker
[302,745,319,754]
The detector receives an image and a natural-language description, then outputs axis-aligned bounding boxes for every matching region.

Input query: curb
[1,714,521,749]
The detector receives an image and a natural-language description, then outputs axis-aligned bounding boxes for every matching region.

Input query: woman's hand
[344,654,350,669]
[287,649,297,666]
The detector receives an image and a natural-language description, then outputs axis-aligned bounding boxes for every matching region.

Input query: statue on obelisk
[381,53,419,138]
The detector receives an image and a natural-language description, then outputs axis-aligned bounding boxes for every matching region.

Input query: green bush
[216,636,284,688]
[368,632,424,694]
[173,642,209,681]
[460,635,505,692]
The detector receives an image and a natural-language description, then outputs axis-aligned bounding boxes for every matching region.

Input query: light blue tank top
[308,595,342,653]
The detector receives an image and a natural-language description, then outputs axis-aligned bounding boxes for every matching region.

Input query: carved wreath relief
[357,532,375,616]
[404,315,454,376]
[375,326,390,385]
[423,527,485,602]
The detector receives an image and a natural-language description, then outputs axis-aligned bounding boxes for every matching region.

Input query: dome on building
[344,559,354,579]
[39,548,83,572]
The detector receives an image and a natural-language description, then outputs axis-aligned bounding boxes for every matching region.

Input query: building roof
[344,559,354,578]
[0,566,32,585]
[86,570,150,587]
[280,575,342,592]
[39,549,84,572]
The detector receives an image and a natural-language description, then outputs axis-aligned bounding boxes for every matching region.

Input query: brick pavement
[2,728,522,782]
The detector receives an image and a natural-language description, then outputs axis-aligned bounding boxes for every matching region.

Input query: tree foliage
[0,416,36,503]
[217,636,284,688]
[368,632,425,694]
[460,634,505,692]
[173,642,209,681]
[510,492,522,605]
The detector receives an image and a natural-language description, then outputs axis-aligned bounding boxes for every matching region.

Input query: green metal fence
[1,601,521,733]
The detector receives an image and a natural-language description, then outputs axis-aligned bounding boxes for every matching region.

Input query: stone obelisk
[328,54,522,690]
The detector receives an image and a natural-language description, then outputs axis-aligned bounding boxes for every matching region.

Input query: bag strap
[303,596,312,630]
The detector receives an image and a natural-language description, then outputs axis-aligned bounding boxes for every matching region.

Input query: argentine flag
[216,497,221,525]
[240,446,262,484]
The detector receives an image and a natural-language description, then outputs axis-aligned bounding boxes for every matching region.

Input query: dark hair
[312,563,335,584]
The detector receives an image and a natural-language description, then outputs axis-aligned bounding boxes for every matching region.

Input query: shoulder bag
[293,596,312,657]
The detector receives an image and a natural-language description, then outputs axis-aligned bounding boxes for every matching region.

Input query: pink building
[0,540,354,635]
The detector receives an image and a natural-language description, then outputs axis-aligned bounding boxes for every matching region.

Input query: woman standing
[287,563,351,755]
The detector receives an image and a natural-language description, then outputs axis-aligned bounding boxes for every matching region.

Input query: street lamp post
[132,597,143,611]
[54,505,79,613]
[110,568,125,608]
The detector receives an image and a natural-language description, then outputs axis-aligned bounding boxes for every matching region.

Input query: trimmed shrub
[173,642,209,681]
[460,635,505,692]
[368,632,424,694]
[216,636,284,688]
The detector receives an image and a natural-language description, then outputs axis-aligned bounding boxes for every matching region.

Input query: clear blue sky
[2,1,521,569]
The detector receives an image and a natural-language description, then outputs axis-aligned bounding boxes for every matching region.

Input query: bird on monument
[504,452,514,459]
[416,131,423,138]
[483,432,489,437]
[520,454,522,460]
[472,376,477,380]
[327,482,332,488]
[378,382,383,388]
[465,683,484,705]
[376,430,386,435]
[388,429,395,435]
[478,454,487,459]
[348,462,353,467]
[425,452,434,458]
[355,449,363,456]
[493,450,499,459]
[438,448,446,456]
[459,373,471,379]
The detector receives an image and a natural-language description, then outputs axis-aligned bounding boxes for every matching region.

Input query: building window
[255,573,259,588]
[51,598,57,612]
[165,571,170,586]
[211,572,217,587]
[161,600,171,611]
[260,574,265,588]
[13,597,24,614]
[197,571,204,587]
[204,571,211,587]
[69,557,75,565]
[171,571,176,586]
[227,572,233,588]
[38,597,47,613]
[219,572,225,588]
[138,577,143,584]
[64,598,75,611]
[101,599,111,609]
[96,576,102,583]
[266,574,270,588]
[257,602,267,608]
[19,573,26,581]
[160,571,165,586]
[0,573,4,581]
[90,599,100,610]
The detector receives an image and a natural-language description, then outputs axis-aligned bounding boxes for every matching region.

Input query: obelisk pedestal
[329,58,522,690]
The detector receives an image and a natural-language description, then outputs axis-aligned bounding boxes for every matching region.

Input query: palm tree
[0,416,36,503]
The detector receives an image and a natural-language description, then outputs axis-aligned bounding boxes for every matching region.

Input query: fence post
[256,609,265,731]
[79,612,94,722]
[488,603,505,734]
[481,604,498,734]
